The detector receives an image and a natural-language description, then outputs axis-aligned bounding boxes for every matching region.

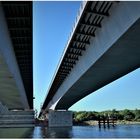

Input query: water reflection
[45,127,72,138]
[0,127,34,138]
[0,125,140,138]
[32,127,44,138]
[31,126,72,138]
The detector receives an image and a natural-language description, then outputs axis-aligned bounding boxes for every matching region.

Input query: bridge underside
[0,52,23,109]
[40,2,140,118]
[56,18,140,109]
[0,2,33,110]
[0,2,34,128]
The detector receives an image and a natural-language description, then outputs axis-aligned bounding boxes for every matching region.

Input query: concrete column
[48,110,73,127]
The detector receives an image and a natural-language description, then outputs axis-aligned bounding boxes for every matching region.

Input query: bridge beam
[0,4,29,109]
[43,1,140,111]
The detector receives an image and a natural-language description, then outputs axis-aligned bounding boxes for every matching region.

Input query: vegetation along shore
[73,109,140,126]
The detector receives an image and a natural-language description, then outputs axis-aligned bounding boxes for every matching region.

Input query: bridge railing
[66,1,87,56]
[58,1,87,72]
[71,1,87,37]
[54,1,87,80]
[43,1,87,108]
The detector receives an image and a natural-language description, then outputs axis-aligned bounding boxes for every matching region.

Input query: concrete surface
[48,110,72,127]
[45,2,140,110]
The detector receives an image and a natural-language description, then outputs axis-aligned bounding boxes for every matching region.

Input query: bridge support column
[48,110,72,127]
[0,102,34,128]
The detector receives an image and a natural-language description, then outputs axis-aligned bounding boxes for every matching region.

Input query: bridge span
[41,1,140,127]
[0,1,34,127]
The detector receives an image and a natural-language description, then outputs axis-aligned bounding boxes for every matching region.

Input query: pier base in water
[0,102,34,128]
[48,110,73,127]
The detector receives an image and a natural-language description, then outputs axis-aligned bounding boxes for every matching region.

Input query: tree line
[73,109,140,123]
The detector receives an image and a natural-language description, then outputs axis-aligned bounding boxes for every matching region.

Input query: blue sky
[33,1,140,114]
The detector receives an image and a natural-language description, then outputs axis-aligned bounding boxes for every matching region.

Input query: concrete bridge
[40,1,140,127]
[0,1,34,127]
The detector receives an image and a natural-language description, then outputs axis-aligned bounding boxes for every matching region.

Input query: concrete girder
[0,4,29,109]
[46,2,140,110]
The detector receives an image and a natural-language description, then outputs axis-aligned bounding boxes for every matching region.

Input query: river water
[0,124,140,138]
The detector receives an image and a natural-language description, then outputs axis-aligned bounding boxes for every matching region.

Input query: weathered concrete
[0,102,9,114]
[48,110,72,127]
[0,102,34,127]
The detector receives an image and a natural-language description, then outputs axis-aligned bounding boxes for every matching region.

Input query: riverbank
[74,120,140,126]
[116,120,140,125]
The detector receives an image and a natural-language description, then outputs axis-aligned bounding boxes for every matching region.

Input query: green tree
[122,109,135,121]
[134,109,140,121]
[75,112,87,121]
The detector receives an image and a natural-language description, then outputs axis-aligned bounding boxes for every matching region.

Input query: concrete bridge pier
[0,102,34,128]
[48,110,73,127]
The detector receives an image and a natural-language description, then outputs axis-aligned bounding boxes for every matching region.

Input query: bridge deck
[42,1,114,110]
[2,2,33,108]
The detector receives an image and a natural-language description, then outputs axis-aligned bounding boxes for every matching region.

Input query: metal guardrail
[59,1,87,73]
[43,1,87,107]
